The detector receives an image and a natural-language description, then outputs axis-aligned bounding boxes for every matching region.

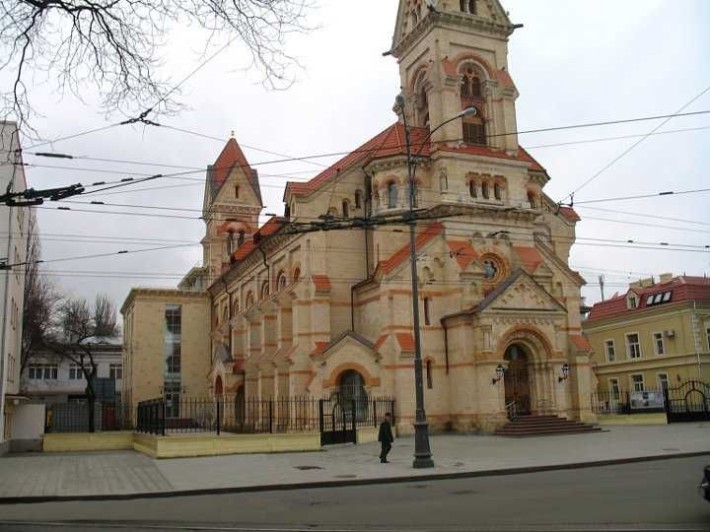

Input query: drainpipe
[441,318,450,375]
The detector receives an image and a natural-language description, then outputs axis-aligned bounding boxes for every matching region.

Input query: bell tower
[391,0,520,154]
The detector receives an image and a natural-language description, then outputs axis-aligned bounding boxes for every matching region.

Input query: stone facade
[122,0,596,433]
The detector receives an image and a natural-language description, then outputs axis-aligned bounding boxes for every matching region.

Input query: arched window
[481,181,490,199]
[354,190,363,209]
[471,75,482,99]
[424,297,431,326]
[426,360,433,389]
[234,185,240,198]
[232,299,240,315]
[461,74,471,99]
[245,291,254,308]
[469,180,478,198]
[387,182,398,209]
[342,200,349,219]
[260,280,270,300]
[462,109,486,145]
[237,230,246,247]
[277,270,287,291]
[226,232,234,256]
[293,267,301,284]
[461,0,476,14]
[494,183,502,200]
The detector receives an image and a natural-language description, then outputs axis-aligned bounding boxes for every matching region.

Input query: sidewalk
[1,423,709,503]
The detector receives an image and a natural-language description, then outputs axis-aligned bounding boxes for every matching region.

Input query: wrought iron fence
[46,401,132,433]
[591,388,665,415]
[135,395,396,436]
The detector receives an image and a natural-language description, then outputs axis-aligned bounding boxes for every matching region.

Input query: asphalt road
[1,456,710,531]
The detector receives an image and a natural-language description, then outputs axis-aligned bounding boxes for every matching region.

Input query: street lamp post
[396,95,476,468]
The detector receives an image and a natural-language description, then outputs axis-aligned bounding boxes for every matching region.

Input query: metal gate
[319,397,356,445]
[664,381,710,423]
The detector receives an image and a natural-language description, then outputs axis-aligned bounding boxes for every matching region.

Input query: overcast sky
[6,0,710,319]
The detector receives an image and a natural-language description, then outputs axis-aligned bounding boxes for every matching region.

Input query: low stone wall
[596,413,668,426]
[134,432,321,458]
[43,431,134,452]
[357,426,378,444]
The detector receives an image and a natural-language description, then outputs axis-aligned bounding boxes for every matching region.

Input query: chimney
[659,272,673,284]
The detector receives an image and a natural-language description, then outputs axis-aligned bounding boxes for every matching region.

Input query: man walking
[378,412,394,463]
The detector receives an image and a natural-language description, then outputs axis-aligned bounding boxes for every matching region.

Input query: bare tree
[0,0,312,127]
[20,211,59,371]
[43,293,119,432]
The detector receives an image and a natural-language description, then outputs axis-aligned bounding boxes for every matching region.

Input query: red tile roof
[380,223,444,274]
[312,274,332,293]
[587,275,710,322]
[310,341,330,358]
[570,334,592,352]
[232,216,286,261]
[396,333,415,352]
[374,334,388,351]
[447,240,478,269]
[513,246,544,273]
[285,123,547,198]
[213,138,252,188]
[558,206,581,223]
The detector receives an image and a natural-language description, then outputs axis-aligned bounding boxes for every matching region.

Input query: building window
[604,340,615,362]
[387,182,398,209]
[277,270,288,291]
[424,297,431,326]
[657,373,669,392]
[426,360,433,389]
[706,326,710,349]
[630,373,644,392]
[164,304,182,377]
[460,0,476,14]
[237,231,246,247]
[355,190,363,209]
[342,200,349,219]
[494,183,502,200]
[653,332,665,355]
[245,291,255,307]
[609,378,620,401]
[626,333,641,359]
[481,181,490,199]
[28,364,58,380]
[69,364,85,380]
[226,232,235,256]
[110,364,123,380]
[627,294,637,309]
[293,267,301,284]
[462,115,486,146]
[235,185,240,198]
[261,280,270,300]
[469,180,477,198]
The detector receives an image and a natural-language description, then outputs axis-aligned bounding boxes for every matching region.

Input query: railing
[46,400,132,433]
[505,401,518,420]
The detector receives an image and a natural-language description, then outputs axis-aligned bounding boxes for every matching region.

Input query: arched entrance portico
[504,344,531,416]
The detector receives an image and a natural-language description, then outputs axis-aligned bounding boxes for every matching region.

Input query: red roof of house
[513,246,544,273]
[284,123,547,199]
[558,206,581,223]
[380,223,444,274]
[587,275,710,322]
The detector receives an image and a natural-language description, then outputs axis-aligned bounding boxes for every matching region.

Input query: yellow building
[584,274,710,400]
[122,0,597,434]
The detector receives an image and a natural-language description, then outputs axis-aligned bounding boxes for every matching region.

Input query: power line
[573,187,710,206]
[562,84,710,202]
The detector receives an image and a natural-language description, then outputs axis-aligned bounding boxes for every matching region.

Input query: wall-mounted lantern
[558,362,570,383]
[492,364,505,385]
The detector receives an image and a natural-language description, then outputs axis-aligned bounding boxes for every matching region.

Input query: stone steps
[495,415,602,437]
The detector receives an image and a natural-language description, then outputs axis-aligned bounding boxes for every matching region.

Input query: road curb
[2,450,709,505]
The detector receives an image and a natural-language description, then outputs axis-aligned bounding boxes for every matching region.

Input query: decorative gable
[478,270,566,314]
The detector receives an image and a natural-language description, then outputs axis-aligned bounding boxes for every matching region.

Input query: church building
[122,0,596,433]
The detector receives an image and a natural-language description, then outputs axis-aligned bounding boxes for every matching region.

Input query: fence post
[161,399,166,436]
[269,400,274,434]
[318,399,324,435]
[216,398,221,436]
[373,400,377,428]
[351,398,356,443]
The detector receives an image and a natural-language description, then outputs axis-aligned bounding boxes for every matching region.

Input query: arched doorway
[338,370,368,422]
[504,344,531,416]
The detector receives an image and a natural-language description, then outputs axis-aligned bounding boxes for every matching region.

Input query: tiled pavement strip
[1,424,709,501]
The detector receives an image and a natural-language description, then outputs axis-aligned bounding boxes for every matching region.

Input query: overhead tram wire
[572,186,710,205]
[575,205,710,228]
[560,84,710,204]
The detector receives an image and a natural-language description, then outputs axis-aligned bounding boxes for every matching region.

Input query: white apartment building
[0,121,29,454]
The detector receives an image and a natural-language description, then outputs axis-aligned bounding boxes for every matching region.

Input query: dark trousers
[380,441,392,462]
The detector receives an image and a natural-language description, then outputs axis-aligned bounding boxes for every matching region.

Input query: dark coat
[378,419,394,443]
